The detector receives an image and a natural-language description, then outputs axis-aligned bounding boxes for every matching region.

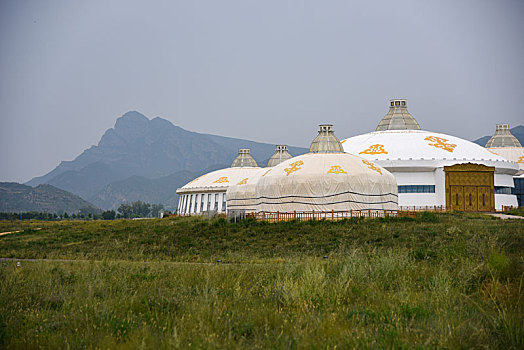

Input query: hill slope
[26,111,308,209]
[0,182,99,214]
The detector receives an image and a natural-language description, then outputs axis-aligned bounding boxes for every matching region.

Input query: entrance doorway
[444,163,495,212]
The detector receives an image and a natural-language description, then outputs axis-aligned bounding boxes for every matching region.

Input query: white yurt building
[341,100,519,211]
[226,145,292,213]
[176,149,261,215]
[485,124,524,206]
[485,124,524,175]
[254,125,398,214]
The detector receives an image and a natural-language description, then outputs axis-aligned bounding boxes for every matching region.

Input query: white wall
[495,194,518,210]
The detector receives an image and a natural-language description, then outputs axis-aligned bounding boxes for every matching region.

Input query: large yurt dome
[227,145,293,213]
[340,100,519,210]
[255,125,398,213]
[176,149,261,214]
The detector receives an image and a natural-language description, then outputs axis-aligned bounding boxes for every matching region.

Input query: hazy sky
[1,0,523,183]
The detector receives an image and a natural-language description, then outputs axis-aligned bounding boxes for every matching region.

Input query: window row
[398,185,435,193]
[177,192,227,215]
[494,186,513,195]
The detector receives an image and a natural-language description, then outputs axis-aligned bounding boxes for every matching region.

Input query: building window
[222,194,227,211]
[214,194,219,211]
[195,194,200,213]
[201,194,205,212]
[398,185,435,193]
[190,194,194,213]
[494,186,513,195]
[514,178,524,207]
[207,194,211,210]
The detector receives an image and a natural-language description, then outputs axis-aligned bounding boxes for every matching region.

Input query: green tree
[102,210,116,220]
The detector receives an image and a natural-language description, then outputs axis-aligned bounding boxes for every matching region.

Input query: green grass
[0,213,523,348]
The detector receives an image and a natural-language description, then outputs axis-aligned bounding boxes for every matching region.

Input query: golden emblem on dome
[359,144,388,155]
[237,178,248,185]
[188,174,205,184]
[261,169,272,177]
[362,160,382,175]
[424,136,456,152]
[284,160,304,176]
[327,165,347,174]
[213,176,229,183]
[517,156,524,164]
[340,140,346,144]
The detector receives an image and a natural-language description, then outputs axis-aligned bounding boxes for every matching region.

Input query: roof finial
[309,124,344,153]
[376,99,421,131]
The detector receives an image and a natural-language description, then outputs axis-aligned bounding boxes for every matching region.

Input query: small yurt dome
[267,145,293,167]
[485,124,524,175]
[176,149,261,215]
[226,168,267,213]
[255,125,398,213]
[227,145,294,213]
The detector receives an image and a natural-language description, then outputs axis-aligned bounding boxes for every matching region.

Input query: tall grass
[0,213,522,348]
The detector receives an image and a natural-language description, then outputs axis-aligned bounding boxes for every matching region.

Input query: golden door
[464,186,478,211]
[450,186,464,211]
[477,187,492,212]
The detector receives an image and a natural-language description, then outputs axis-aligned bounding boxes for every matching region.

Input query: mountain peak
[113,111,150,141]
[115,111,149,128]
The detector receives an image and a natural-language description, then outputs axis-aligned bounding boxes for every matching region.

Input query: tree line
[0,201,168,221]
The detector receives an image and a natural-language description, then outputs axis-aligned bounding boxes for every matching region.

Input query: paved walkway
[489,213,524,220]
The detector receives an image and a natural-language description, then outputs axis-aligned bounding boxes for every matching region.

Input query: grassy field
[0,213,523,348]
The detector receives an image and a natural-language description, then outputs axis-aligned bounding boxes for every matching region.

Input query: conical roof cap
[485,124,521,148]
[309,125,345,153]
[376,99,421,131]
[231,149,258,167]
[267,145,292,167]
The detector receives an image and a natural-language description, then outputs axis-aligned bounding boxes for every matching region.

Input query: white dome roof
[341,130,517,171]
[487,147,524,175]
[226,168,268,212]
[176,167,262,194]
[255,153,398,212]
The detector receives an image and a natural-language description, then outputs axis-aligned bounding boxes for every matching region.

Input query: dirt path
[0,230,22,236]
[0,227,41,236]
[489,213,524,220]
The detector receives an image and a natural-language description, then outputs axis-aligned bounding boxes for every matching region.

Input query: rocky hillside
[0,182,99,214]
[26,111,308,210]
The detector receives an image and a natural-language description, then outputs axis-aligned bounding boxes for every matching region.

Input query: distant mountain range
[25,111,309,210]
[0,182,99,214]
[473,125,524,147]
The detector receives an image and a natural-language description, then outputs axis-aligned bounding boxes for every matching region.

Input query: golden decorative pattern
[327,165,347,174]
[362,160,382,175]
[261,169,272,177]
[424,136,456,153]
[359,144,388,155]
[237,178,248,185]
[340,140,346,144]
[213,176,229,183]
[187,175,205,185]
[284,160,304,176]
[517,156,524,164]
